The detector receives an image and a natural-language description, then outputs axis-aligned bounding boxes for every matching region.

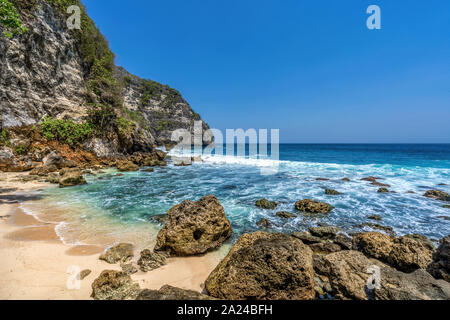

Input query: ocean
[23,144,450,247]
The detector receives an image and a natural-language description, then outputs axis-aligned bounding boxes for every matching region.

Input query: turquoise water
[39,144,450,242]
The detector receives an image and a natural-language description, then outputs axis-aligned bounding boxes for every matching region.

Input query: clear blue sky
[83,0,450,143]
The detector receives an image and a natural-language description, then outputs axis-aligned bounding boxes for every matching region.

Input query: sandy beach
[0,172,225,300]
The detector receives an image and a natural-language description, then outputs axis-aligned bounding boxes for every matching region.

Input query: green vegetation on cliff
[0,0,28,38]
[0,129,10,147]
[40,116,93,147]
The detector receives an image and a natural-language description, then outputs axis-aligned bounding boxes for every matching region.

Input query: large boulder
[295,199,334,214]
[309,226,340,240]
[99,243,134,264]
[43,151,77,169]
[91,270,141,300]
[428,236,450,282]
[154,195,232,256]
[59,170,87,188]
[136,285,214,300]
[313,250,384,300]
[424,190,450,202]
[0,147,16,171]
[374,268,450,300]
[205,232,315,300]
[354,232,434,273]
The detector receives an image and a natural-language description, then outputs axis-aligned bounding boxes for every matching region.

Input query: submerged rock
[276,211,297,219]
[295,199,334,214]
[428,235,450,282]
[424,190,450,202]
[205,232,315,300]
[361,176,382,182]
[91,270,141,300]
[59,170,86,188]
[377,188,389,193]
[325,189,341,195]
[154,195,232,256]
[256,218,274,229]
[368,215,382,221]
[136,285,214,300]
[255,198,277,210]
[99,243,134,264]
[137,249,168,272]
[359,223,395,235]
[341,178,351,182]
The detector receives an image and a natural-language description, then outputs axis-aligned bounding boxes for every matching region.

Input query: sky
[82,0,450,143]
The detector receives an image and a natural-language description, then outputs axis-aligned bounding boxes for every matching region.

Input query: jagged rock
[325,189,341,195]
[91,270,141,300]
[295,199,334,214]
[0,148,16,171]
[45,173,60,184]
[99,243,134,264]
[136,285,214,300]
[368,214,382,221]
[374,268,450,300]
[78,269,92,280]
[154,195,232,256]
[424,190,450,202]
[378,188,389,193]
[354,232,434,273]
[291,232,323,245]
[121,263,138,275]
[117,161,139,172]
[309,226,340,240]
[59,170,86,188]
[309,242,342,254]
[137,249,168,272]
[205,232,315,300]
[29,165,58,176]
[276,211,297,219]
[255,198,277,209]
[256,218,274,229]
[313,250,386,300]
[334,234,354,250]
[428,236,450,282]
[43,151,76,169]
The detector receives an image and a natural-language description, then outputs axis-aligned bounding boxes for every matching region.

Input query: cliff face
[0,0,208,157]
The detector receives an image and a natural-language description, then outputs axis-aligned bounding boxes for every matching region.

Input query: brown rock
[99,243,134,264]
[78,269,92,280]
[309,226,340,240]
[137,249,168,272]
[428,235,450,282]
[295,199,334,214]
[361,176,382,182]
[255,198,277,209]
[424,190,450,202]
[309,242,342,254]
[256,218,274,229]
[121,263,138,275]
[205,232,315,300]
[276,211,297,219]
[59,170,86,188]
[377,188,389,193]
[91,270,141,300]
[117,161,139,172]
[136,285,214,300]
[154,195,232,256]
[291,232,323,245]
[325,189,341,195]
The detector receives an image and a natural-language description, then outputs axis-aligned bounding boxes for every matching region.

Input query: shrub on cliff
[0,0,28,38]
[40,116,93,147]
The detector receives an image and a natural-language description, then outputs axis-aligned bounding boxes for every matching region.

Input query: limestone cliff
[0,0,209,157]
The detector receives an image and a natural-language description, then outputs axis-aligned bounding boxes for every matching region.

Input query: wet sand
[0,172,225,300]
